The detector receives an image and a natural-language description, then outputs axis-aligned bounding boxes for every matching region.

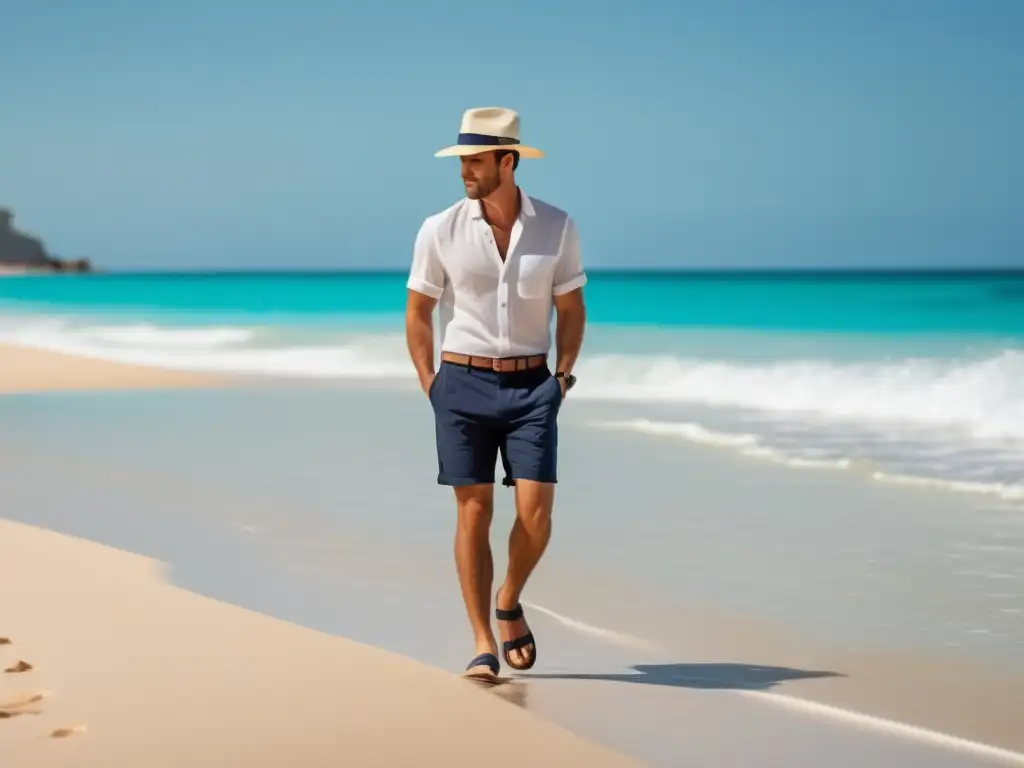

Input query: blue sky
[2,0,1021,269]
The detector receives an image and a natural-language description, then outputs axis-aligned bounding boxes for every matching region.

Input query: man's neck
[479,184,520,230]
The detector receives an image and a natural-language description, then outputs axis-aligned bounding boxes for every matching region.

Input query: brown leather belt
[441,352,547,373]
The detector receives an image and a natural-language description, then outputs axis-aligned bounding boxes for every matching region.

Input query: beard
[464,171,500,200]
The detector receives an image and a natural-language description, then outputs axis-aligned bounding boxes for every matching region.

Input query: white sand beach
[0,343,227,394]
[0,522,633,767]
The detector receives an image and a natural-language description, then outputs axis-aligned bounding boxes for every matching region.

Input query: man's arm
[406,288,438,394]
[551,216,588,390]
[553,287,586,379]
[405,218,446,394]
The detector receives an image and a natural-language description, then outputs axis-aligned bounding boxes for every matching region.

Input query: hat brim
[434,144,544,159]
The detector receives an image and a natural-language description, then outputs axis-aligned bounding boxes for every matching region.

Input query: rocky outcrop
[0,209,48,266]
[0,208,92,273]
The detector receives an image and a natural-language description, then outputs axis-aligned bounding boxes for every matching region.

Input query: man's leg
[454,483,499,672]
[497,479,554,667]
[431,362,503,676]
[495,369,562,669]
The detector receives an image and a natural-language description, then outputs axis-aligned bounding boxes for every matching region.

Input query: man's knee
[455,484,494,534]
[514,480,554,534]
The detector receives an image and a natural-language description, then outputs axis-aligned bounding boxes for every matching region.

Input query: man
[405,107,587,683]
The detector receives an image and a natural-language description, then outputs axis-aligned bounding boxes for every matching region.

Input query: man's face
[460,152,503,199]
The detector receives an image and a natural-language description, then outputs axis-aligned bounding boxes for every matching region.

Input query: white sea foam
[871,472,1024,501]
[740,445,854,470]
[74,324,254,349]
[573,350,1024,442]
[596,418,1024,502]
[598,418,761,448]
[596,418,856,472]
[0,318,412,379]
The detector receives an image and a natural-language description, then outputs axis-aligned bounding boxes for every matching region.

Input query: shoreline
[0,265,49,276]
[0,342,234,394]
[0,268,88,277]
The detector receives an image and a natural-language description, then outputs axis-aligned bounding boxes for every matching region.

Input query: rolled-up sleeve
[406,218,445,299]
[552,216,587,296]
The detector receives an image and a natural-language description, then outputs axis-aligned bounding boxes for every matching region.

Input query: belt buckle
[492,357,503,372]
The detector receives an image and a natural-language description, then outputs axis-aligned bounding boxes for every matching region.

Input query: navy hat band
[457,133,520,147]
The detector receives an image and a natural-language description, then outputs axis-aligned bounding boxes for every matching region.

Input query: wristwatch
[554,371,576,392]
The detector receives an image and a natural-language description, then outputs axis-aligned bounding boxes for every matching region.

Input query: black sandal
[463,652,501,684]
[495,603,537,671]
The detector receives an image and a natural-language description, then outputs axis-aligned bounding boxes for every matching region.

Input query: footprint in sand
[50,725,87,739]
[0,691,49,719]
[0,645,87,738]
[0,708,42,719]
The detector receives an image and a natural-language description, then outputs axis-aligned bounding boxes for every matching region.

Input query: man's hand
[406,288,438,398]
[421,372,436,397]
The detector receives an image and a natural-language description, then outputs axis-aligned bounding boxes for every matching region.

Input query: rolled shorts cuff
[437,472,494,487]
[437,470,558,488]
[502,469,558,486]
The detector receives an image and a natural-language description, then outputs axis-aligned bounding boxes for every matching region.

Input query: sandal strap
[502,633,535,653]
[465,653,500,675]
[495,603,524,621]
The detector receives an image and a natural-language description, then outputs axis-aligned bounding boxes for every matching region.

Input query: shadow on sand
[517,662,845,691]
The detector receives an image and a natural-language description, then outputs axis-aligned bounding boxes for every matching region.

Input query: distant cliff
[0,208,92,273]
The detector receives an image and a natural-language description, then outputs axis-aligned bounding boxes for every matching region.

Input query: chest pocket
[516,252,559,299]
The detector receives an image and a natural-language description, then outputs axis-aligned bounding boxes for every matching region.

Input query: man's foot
[462,632,500,681]
[463,652,501,685]
[495,587,537,670]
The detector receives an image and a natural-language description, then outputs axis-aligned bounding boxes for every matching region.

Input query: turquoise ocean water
[2,270,1023,501]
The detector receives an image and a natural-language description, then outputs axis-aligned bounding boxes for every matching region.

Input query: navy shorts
[429,360,563,487]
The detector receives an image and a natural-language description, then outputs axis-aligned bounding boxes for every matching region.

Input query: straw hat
[434,107,544,159]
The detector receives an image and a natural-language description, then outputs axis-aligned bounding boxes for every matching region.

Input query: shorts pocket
[547,372,563,405]
[428,365,444,404]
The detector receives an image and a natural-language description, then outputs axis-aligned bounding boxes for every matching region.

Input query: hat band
[457,132,520,147]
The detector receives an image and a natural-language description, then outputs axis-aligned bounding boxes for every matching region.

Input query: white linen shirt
[406,191,587,358]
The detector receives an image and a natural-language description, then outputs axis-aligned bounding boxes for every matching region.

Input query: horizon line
[77,266,1024,277]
